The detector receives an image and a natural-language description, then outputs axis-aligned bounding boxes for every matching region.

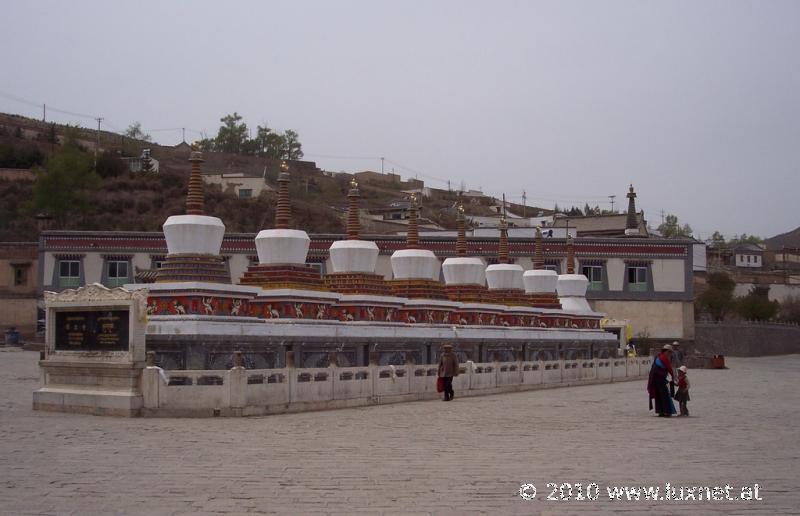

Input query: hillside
[765,226,800,250]
[0,112,550,241]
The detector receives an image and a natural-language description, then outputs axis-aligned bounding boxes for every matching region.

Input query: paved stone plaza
[1,349,798,515]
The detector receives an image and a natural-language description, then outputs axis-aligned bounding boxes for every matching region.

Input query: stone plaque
[54,310,130,351]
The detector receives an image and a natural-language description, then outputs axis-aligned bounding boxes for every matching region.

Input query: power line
[0,90,98,120]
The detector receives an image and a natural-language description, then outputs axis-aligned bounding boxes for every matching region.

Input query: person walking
[438,344,460,401]
[674,365,691,416]
[670,341,683,371]
[647,344,677,417]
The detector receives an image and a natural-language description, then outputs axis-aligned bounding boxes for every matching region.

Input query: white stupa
[523,226,558,296]
[254,162,310,266]
[157,150,230,283]
[328,179,379,274]
[390,195,439,281]
[556,234,592,312]
[442,204,485,287]
[485,216,524,291]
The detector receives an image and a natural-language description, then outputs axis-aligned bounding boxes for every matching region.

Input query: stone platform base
[33,385,143,417]
[34,359,144,416]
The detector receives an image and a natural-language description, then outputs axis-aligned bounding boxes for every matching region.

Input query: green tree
[282,129,303,159]
[95,152,127,178]
[736,286,779,321]
[730,233,763,246]
[195,138,216,152]
[124,121,152,142]
[709,231,725,246]
[215,112,249,154]
[246,125,286,158]
[30,129,99,228]
[658,214,693,238]
[696,272,735,321]
[778,295,800,324]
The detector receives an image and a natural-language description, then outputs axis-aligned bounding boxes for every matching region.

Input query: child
[674,365,690,416]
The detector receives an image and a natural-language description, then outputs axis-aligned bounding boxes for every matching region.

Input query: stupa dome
[255,229,310,265]
[329,239,379,273]
[163,215,226,255]
[523,269,558,294]
[391,249,440,280]
[556,273,593,312]
[442,257,485,285]
[486,263,524,290]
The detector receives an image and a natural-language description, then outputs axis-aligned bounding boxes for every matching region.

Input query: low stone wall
[694,322,800,357]
[140,357,652,417]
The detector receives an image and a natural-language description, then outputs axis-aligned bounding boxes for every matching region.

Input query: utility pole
[609,195,616,213]
[94,117,103,167]
[182,127,186,143]
[380,157,384,174]
[42,104,46,122]
[660,210,666,224]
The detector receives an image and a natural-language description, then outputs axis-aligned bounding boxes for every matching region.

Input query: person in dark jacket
[647,344,677,417]
[438,344,460,401]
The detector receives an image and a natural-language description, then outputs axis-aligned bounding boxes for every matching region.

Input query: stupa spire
[275,161,291,229]
[186,148,205,215]
[533,226,544,270]
[406,193,419,249]
[625,184,638,232]
[566,232,575,274]
[456,194,467,257]
[346,178,361,240]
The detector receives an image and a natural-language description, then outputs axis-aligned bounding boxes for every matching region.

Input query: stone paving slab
[1,348,798,514]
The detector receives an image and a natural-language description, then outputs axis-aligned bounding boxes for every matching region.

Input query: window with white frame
[238,188,253,199]
[58,260,80,288]
[582,265,603,290]
[627,265,648,292]
[107,260,129,287]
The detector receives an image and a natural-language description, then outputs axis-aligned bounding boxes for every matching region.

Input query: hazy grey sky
[3,0,798,238]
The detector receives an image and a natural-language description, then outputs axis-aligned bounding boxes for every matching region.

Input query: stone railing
[141,353,651,417]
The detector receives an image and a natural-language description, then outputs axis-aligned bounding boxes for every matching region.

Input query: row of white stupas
[160,152,592,312]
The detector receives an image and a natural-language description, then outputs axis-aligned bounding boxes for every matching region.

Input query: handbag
[436,377,444,393]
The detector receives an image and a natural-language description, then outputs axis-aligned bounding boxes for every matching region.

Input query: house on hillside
[550,212,649,237]
[120,149,160,173]
[203,171,274,199]
[733,243,764,270]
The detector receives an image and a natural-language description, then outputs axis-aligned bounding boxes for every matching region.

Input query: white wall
[734,283,800,303]
[606,258,625,291]
[651,260,685,292]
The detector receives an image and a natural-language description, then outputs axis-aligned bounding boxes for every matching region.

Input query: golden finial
[350,178,358,189]
[410,192,418,205]
[280,160,289,172]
